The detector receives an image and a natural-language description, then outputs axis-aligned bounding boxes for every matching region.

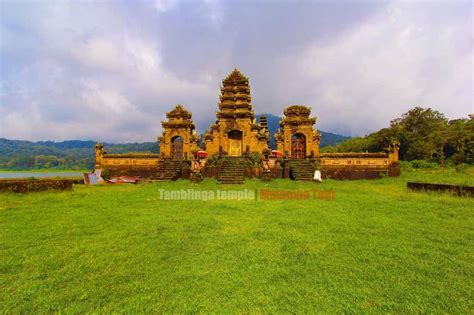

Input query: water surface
[0,171,83,179]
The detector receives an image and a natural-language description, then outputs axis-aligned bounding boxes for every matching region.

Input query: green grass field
[1,167,473,313]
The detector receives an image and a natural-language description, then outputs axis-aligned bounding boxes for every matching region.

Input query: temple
[204,69,269,156]
[94,68,400,182]
[158,104,198,159]
[274,105,320,158]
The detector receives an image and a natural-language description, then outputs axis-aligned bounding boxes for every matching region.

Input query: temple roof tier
[220,94,251,101]
[166,104,192,119]
[216,112,254,119]
[161,121,195,129]
[280,117,317,126]
[223,68,249,84]
[284,105,312,117]
[219,103,252,109]
[221,86,250,93]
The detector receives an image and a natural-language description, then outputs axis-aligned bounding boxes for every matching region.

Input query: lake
[0,171,84,179]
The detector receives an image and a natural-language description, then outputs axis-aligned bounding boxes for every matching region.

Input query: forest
[322,107,473,166]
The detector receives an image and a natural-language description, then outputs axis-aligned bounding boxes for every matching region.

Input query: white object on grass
[313,170,322,182]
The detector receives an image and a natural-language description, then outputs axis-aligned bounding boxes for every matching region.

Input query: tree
[323,106,473,164]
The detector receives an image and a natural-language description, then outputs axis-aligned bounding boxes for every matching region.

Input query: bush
[400,161,412,169]
[410,160,439,169]
[247,153,262,167]
[206,155,219,167]
[455,163,468,173]
[101,168,111,180]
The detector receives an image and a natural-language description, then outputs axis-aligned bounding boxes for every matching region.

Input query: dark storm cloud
[0,0,471,142]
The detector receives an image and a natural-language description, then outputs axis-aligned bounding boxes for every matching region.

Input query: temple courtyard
[1,166,473,313]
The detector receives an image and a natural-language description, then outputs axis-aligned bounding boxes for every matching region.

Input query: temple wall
[320,152,400,179]
[95,148,160,177]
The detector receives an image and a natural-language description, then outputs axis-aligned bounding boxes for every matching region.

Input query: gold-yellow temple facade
[158,105,199,159]
[274,105,320,158]
[203,69,270,156]
[94,68,400,181]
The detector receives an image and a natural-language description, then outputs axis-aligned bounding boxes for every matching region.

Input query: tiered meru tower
[204,69,269,156]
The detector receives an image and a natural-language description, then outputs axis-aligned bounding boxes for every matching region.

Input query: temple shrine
[94,68,400,182]
[158,104,199,160]
[274,105,320,159]
[203,69,269,156]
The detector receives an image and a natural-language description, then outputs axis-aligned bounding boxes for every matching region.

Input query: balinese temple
[158,104,199,159]
[94,68,400,181]
[203,69,270,156]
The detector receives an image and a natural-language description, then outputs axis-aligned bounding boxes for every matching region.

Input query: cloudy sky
[0,0,472,142]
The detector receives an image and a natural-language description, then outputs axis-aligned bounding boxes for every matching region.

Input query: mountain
[319,131,351,147]
[257,114,350,149]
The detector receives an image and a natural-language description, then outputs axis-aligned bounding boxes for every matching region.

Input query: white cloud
[74,39,124,72]
[154,0,179,13]
[0,0,471,142]
[296,1,472,136]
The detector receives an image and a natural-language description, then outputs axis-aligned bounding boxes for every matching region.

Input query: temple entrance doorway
[171,136,184,159]
[291,133,306,159]
[228,130,243,156]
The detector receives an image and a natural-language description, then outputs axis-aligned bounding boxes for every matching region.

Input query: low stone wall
[271,168,284,179]
[321,167,388,180]
[203,166,262,179]
[319,152,400,180]
[407,182,474,197]
[0,178,82,193]
[102,166,158,178]
[97,154,160,178]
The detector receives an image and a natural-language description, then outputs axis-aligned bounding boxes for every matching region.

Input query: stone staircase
[151,159,182,181]
[288,159,314,181]
[217,158,245,184]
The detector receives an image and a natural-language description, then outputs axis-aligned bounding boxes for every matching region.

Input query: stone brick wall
[95,146,160,178]
[0,178,82,193]
[320,152,400,180]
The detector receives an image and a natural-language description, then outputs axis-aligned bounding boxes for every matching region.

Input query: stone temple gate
[158,105,199,160]
[274,105,320,159]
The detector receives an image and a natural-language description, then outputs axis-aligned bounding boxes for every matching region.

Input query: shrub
[206,155,219,167]
[400,161,412,169]
[455,163,468,173]
[410,160,438,169]
[247,153,262,167]
[101,168,111,180]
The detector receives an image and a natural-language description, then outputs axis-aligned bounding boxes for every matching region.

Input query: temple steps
[151,159,182,181]
[217,158,245,184]
[288,159,314,181]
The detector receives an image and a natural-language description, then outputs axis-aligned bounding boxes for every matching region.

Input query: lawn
[0,167,473,313]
